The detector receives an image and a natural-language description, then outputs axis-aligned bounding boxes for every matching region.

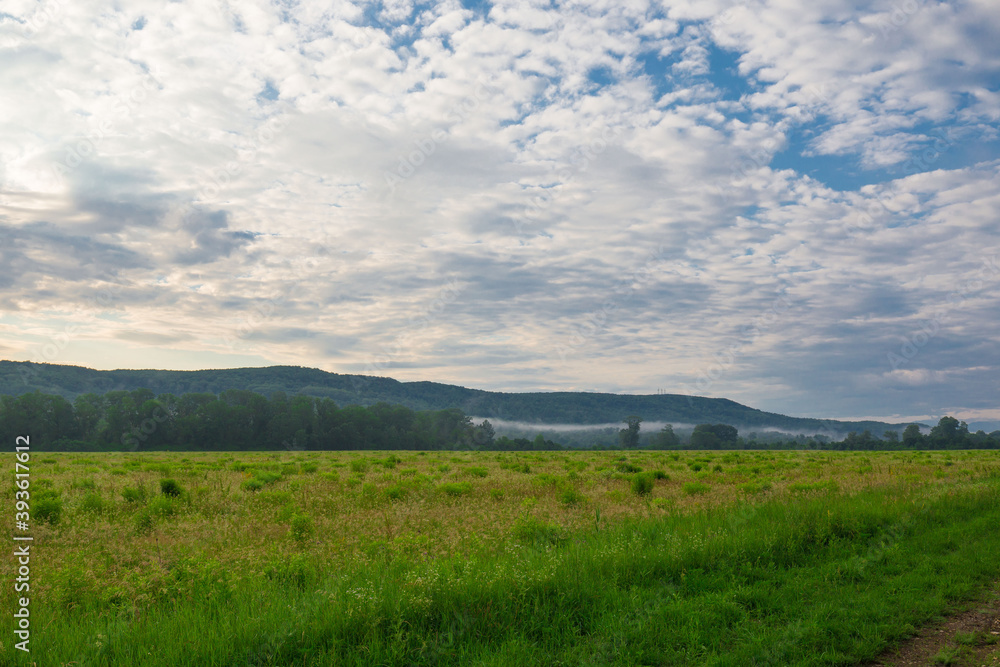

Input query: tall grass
[7,452,1000,665]
[7,466,1000,665]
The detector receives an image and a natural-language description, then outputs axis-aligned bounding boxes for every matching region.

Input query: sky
[1,0,998,424]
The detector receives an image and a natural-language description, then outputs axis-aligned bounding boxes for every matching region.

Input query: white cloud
[0,0,997,421]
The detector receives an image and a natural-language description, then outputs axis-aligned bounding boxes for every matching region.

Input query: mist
[470,418,874,443]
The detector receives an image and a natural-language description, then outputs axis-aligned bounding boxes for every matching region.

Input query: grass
[3,449,1000,665]
[631,472,655,495]
[438,481,473,497]
[683,481,711,495]
[932,646,962,665]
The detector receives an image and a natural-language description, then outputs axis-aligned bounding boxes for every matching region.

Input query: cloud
[0,0,997,422]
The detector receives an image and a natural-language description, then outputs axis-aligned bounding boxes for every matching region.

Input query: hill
[0,360,910,435]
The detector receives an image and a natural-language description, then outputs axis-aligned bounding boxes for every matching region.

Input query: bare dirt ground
[868,585,1000,666]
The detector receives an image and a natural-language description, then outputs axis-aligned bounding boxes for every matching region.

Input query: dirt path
[868,586,1000,666]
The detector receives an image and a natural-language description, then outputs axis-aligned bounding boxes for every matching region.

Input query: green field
[4,449,1000,665]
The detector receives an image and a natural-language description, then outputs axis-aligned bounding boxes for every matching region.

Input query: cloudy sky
[1,0,998,423]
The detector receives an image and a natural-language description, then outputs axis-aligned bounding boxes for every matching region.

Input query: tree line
[0,390,518,452]
[620,416,1000,450]
[2,390,996,452]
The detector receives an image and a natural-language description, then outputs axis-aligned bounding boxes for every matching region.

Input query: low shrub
[121,485,147,503]
[160,479,183,497]
[379,455,401,469]
[79,492,105,515]
[255,472,282,485]
[632,474,655,496]
[560,487,586,506]
[532,473,560,487]
[739,481,772,495]
[384,484,407,501]
[438,482,472,497]
[35,493,63,525]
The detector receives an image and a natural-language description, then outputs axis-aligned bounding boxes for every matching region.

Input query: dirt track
[869,585,1000,666]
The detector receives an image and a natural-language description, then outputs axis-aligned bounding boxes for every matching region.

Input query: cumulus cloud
[0,0,997,422]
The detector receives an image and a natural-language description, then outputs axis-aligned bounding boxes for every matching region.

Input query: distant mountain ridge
[0,360,913,435]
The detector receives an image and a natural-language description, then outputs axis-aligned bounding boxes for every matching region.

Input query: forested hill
[1,360,904,434]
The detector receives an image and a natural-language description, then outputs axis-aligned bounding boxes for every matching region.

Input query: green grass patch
[438,481,473,497]
[22,476,1000,665]
[788,480,839,494]
[683,481,711,495]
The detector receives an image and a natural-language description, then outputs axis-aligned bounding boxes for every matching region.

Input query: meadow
[3,448,1000,665]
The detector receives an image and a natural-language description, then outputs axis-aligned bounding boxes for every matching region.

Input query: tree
[902,424,923,448]
[473,419,495,448]
[691,423,738,449]
[930,416,968,448]
[651,424,680,449]
[710,424,739,447]
[690,424,719,449]
[618,416,642,449]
